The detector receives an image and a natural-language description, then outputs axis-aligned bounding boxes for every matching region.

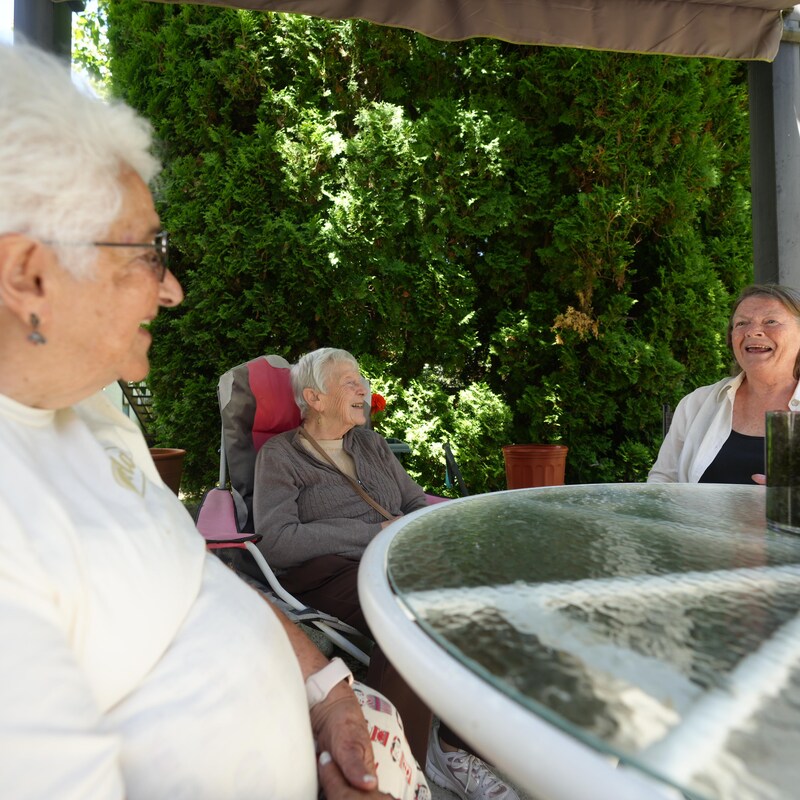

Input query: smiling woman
[252,346,433,756]
[648,283,800,484]
[0,42,426,800]
[253,347,427,575]
[251,347,521,800]
[3,168,183,409]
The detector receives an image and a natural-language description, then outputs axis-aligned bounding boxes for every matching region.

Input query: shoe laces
[442,750,511,799]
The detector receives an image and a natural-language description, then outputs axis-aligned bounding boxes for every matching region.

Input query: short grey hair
[291,347,359,419]
[0,42,160,278]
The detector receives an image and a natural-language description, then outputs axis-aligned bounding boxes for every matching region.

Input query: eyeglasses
[45,231,170,282]
[340,378,367,392]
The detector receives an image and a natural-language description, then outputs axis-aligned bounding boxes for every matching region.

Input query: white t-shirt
[0,391,316,800]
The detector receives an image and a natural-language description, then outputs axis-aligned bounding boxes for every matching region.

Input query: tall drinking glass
[766,410,800,533]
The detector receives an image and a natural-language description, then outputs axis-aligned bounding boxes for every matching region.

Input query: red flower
[370,393,387,414]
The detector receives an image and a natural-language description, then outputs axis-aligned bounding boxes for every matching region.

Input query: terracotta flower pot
[501,444,568,489]
[149,447,186,496]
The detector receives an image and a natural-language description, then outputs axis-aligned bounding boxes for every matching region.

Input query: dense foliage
[100,1,753,496]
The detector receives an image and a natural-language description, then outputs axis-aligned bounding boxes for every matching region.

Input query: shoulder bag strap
[297,426,395,521]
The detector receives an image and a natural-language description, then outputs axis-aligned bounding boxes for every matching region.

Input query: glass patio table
[358,483,800,800]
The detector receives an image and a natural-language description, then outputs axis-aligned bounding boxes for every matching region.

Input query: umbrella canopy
[147,0,788,61]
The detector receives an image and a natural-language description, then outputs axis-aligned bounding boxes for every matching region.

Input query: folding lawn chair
[195,354,371,665]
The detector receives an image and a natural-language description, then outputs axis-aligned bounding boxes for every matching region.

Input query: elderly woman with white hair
[0,43,428,800]
[253,347,428,609]
[254,347,520,800]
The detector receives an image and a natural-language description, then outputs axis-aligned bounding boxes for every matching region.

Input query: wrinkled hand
[264,605,389,794]
[752,473,766,485]
[318,751,397,799]
[311,685,378,793]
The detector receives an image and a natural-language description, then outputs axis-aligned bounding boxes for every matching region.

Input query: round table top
[380,483,800,800]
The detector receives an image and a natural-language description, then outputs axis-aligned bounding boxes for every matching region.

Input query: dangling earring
[28,313,46,345]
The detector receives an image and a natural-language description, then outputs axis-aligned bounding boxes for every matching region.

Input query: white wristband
[305,657,354,708]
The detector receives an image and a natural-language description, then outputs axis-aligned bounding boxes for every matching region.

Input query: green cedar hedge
[102,1,752,496]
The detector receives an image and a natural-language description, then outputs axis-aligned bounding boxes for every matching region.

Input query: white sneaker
[425,724,520,800]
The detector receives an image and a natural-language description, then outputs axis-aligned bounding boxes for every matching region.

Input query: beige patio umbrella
[147,0,789,61]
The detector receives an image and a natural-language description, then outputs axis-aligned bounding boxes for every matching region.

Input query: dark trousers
[280,554,469,765]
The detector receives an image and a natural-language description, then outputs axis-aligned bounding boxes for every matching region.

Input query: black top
[698,430,764,484]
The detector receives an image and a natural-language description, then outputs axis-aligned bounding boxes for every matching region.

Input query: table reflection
[385,484,800,800]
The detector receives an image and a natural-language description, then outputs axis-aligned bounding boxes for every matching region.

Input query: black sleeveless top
[698,430,764,484]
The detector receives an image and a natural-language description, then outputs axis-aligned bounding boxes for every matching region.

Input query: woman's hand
[318,751,397,799]
[263,605,379,792]
[311,684,379,793]
[752,473,766,485]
